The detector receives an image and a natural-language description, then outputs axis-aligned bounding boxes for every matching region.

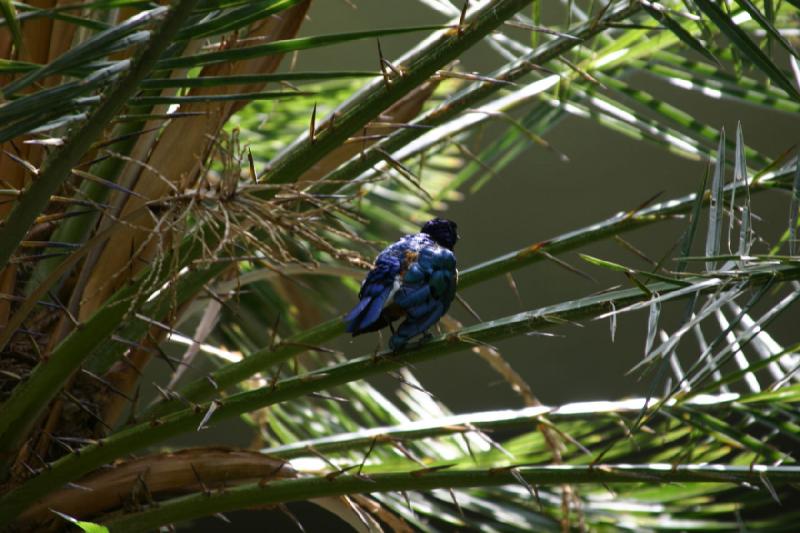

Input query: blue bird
[345,218,459,351]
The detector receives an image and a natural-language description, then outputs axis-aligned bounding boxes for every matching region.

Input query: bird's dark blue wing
[344,250,402,335]
[390,245,457,350]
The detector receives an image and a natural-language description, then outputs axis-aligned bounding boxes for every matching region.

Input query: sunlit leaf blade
[0,57,38,73]
[644,52,800,114]
[668,280,776,396]
[552,91,707,162]
[0,109,91,143]
[644,295,661,358]
[706,129,725,271]
[734,122,751,260]
[791,55,800,93]
[596,72,767,166]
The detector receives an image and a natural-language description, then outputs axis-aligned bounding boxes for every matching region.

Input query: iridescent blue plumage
[345,218,458,351]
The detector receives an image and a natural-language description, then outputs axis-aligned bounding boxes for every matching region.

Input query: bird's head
[421,218,459,250]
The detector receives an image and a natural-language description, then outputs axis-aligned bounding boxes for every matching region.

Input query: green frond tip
[51,511,109,533]
[579,253,630,273]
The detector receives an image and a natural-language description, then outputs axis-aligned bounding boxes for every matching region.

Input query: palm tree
[0,0,798,530]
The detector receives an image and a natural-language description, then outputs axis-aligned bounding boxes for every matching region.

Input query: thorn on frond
[80,368,133,402]
[408,464,454,477]
[190,462,212,496]
[247,148,257,184]
[3,150,39,175]
[392,441,425,467]
[358,437,379,477]
[279,503,306,532]
[458,1,469,35]
[309,102,317,143]
[448,488,463,516]
[307,445,342,475]
[196,400,220,431]
[377,38,389,88]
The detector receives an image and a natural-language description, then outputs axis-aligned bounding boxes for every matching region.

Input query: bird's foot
[410,333,434,349]
[389,332,433,353]
[371,351,392,364]
[389,334,407,353]
[370,338,391,363]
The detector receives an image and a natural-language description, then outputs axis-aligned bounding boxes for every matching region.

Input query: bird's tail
[344,288,392,335]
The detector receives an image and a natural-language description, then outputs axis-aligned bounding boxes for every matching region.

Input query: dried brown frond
[79,1,312,319]
[351,494,413,533]
[79,130,371,432]
[16,447,296,529]
[0,0,80,327]
[159,131,372,274]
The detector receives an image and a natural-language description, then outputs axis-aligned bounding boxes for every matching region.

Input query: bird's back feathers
[345,232,457,350]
